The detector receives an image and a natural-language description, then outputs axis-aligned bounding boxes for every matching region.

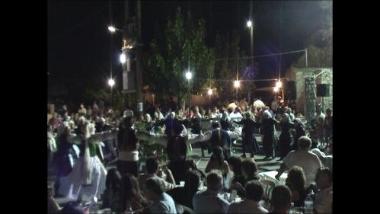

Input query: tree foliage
[294,1,332,68]
[145,8,215,102]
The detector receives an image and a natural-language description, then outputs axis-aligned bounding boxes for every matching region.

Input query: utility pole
[136,0,143,112]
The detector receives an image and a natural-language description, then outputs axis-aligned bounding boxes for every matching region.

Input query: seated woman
[285,166,307,207]
[228,156,244,186]
[121,174,148,213]
[205,146,230,176]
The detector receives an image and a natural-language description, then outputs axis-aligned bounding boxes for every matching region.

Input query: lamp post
[246,19,254,103]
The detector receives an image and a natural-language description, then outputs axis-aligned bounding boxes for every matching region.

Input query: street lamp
[108,78,115,88]
[108,78,115,108]
[273,87,279,93]
[275,80,282,88]
[185,70,193,108]
[207,88,213,96]
[246,20,253,28]
[108,25,116,33]
[119,52,126,64]
[233,80,241,89]
[185,70,193,81]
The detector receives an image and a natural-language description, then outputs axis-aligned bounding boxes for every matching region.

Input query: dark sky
[48,0,331,100]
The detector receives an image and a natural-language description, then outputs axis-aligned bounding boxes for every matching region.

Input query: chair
[260,179,276,201]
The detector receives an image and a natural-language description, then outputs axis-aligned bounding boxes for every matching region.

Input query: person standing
[235,112,261,158]
[117,114,139,177]
[209,122,232,159]
[261,110,279,160]
[278,113,294,160]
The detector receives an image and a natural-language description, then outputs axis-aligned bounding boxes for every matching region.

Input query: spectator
[231,159,259,197]
[276,136,322,187]
[139,158,176,192]
[193,171,230,213]
[269,185,292,214]
[228,156,244,185]
[228,180,268,214]
[323,108,333,147]
[144,177,177,214]
[121,174,148,212]
[292,119,306,150]
[205,147,230,176]
[168,170,201,209]
[78,103,87,116]
[314,168,332,214]
[285,166,307,207]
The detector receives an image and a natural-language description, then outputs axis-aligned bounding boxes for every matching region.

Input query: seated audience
[228,180,268,213]
[276,136,322,187]
[269,185,292,214]
[139,158,176,192]
[314,168,332,214]
[285,166,307,207]
[168,170,201,209]
[144,177,177,214]
[193,171,230,214]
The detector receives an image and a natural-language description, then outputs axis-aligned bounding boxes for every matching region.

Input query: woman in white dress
[62,119,107,204]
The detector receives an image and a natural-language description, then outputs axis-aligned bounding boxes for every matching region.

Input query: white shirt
[283,150,323,186]
[228,200,268,214]
[314,186,332,213]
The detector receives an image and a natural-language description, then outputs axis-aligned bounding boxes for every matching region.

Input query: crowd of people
[47,99,332,214]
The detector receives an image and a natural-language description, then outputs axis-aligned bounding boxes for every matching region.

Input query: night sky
[48,0,331,102]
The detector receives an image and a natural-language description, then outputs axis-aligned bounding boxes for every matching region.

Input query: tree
[145,7,215,105]
[213,31,249,102]
[294,1,332,68]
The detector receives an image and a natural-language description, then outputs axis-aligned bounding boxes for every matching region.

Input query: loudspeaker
[285,81,296,100]
[317,84,330,97]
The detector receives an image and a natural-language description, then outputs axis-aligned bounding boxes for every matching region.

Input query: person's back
[150,192,177,214]
[145,177,177,214]
[283,150,322,186]
[193,172,230,214]
[228,180,268,214]
[193,190,230,214]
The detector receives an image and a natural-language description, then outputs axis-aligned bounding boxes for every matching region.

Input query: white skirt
[59,156,107,202]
